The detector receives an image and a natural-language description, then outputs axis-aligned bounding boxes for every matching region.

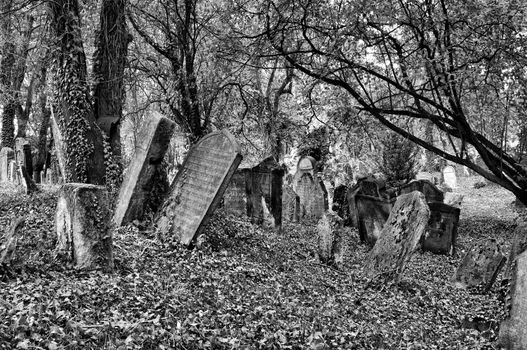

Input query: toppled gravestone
[113,113,176,226]
[499,249,527,349]
[0,147,14,183]
[55,183,114,270]
[317,211,350,269]
[355,194,395,245]
[399,179,444,203]
[282,184,300,222]
[452,239,505,293]
[156,130,242,246]
[365,191,430,281]
[421,202,460,255]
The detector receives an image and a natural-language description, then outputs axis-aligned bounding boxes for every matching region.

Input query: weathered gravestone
[156,130,242,246]
[55,183,114,270]
[452,239,505,293]
[245,157,285,229]
[296,173,327,222]
[223,169,249,217]
[499,249,527,349]
[365,191,430,281]
[113,113,176,227]
[0,147,14,183]
[282,184,300,222]
[317,211,350,269]
[442,165,457,189]
[421,202,460,255]
[399,179,444,203]
[346,177,385,228]
[355,194,395,245]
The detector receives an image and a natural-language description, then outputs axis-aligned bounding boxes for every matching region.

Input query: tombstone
[452,239,505,293]
[355,194,395,245]
[346,177,384,228]
[503,221,527,281]
[332,185,349,224]
[282,185,300,222]
[442,165,457,189]
[0,147,14,183]
[415,171,433,182]
[113,113,176,227]
[398,179,444,203]
[421,202,460,255]
[499,250,527,349]
[8,160,17,183]
[223,169,249,217]
[156,130,242,246]
[297,156,316,176]
[365,191,430,281]
[55,183,114,270]
[317,211,350,269]
[245,157,284,229]
[296,173,327,222]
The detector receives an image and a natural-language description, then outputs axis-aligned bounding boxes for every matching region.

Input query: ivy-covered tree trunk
[92,0,129,181]
[34,65,51,183]
[0,0,16,149]
[48,0,106,185]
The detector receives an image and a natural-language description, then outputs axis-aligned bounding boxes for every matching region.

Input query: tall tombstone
[282,184,300,222]
[442,165,457,189]
[365,191,430,281]
[499,249,527,349]
[156,130,242,246]
[223,169,249,217]
[296,173,327,222]
[355,194,395,245]
[113,113,176,227]
[452,239,505,293]
[399,179,444,203]
[0,147,14,183]
[55,183,114,270]
[421,202,460,255]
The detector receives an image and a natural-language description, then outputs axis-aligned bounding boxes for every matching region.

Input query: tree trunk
[0,0,16,149]
[92,0,129,182]
[34,65,51,183]
[48,0,106,185]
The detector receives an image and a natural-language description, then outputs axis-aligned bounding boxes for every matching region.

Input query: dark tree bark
[33,64,51,183]
[0,0,16,149]
[92,0,130,177]
[48,0,106,185]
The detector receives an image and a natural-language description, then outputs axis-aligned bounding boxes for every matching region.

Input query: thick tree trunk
[92,0,129,180]
[0,0,16,149]
[48,0,106,185]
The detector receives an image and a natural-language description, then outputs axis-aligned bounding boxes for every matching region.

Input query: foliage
[379,133,419,188]
[297,126,330,169]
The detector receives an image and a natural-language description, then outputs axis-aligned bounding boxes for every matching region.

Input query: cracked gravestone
[365,191,430,281]
[453,239,505,293]
[0,147,14,183]
[55,183,114,270]
[156,130,242,246]
[355,194,395,245]
[113,113,176,227]
[421,202,460,255]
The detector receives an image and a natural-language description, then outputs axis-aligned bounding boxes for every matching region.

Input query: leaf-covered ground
[0,177,518,349]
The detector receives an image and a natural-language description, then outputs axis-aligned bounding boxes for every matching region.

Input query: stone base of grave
[55,183,113,270]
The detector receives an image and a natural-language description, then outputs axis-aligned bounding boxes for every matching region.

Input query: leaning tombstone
[0,147,14,183]
[399,179,444,203]
[317,211,350,269]
[442,165,457,189]
[499,249,527,349]
[156,130,242,246]
[365,191,430,281]
[355,194,395,245]
[452,239,505,293]
[421,202,460,255]
[55,183,114,270]
[113,113,176,227]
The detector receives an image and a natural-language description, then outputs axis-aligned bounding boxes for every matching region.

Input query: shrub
[379,133,419,188]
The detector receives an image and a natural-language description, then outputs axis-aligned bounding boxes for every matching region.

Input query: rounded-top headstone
[298,156,316,171]
[443,165,457,188]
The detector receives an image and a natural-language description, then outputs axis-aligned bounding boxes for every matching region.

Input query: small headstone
[422,202,460,255]
[0,147,14,183]
[156,130,242,246]
[499,250,527,349]
[223,169,249,217]
[442,165,457,188]
[113,113,176,226]
[55,183,114,270]
[355,194,395,245]
[317,211,350,269]
[453,239,505,293]
[365,191,430,281]
[399,179,444,203]
[282,185,300,222]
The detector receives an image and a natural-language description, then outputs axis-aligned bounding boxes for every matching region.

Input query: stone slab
[422,202,460,255]
[399,179,444,203]
[0,147,14,183]
[156,130,242,246]
[355,194,395,245]
[113,113,176,226]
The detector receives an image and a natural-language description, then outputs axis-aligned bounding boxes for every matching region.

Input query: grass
[0,176,519,349]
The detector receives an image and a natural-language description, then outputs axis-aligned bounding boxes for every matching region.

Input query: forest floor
[0,177,519,350]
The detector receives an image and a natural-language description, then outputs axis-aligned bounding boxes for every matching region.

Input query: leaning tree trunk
[48,0,106,185]
[92,0,129,186]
